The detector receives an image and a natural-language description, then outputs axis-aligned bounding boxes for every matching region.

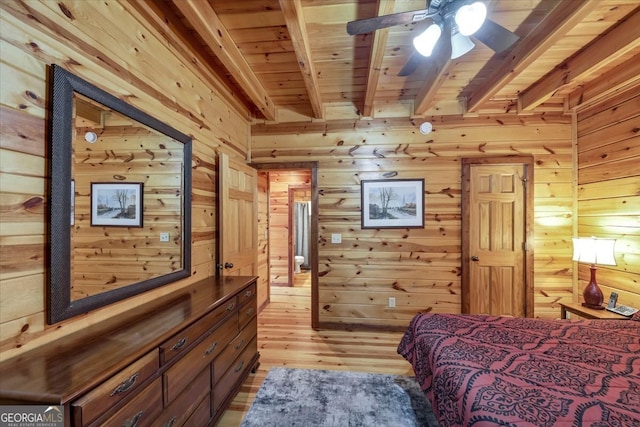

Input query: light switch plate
[331,233,342,244]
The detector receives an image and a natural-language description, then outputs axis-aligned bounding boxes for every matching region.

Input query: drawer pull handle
[204,341,218,356]
[235,360,245,373]
[110,373,139,396]
[246,308,254,317]
[124,410,143,427]
[164,416,177,427]
[245,290,253,298]
[235,339,245,350]
[226,302,235,311]
[171,337,188,351]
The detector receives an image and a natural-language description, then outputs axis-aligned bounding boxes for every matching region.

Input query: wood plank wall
[0,1,249,360]
[267,170,311,286]
[251,115,576,326]
[576,85,640,308]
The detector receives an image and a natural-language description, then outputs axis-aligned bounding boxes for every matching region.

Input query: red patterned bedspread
[397,314,640,426]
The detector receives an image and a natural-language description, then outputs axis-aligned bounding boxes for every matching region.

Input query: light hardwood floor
[218,271,415,426]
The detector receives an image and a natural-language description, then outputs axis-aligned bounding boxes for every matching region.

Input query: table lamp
[572,237,616,309]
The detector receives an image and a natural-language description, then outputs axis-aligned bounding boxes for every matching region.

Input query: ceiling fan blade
[473,18,519,53]
[429,21,452,69]
[346,8,433,35]
[398,52,425,77]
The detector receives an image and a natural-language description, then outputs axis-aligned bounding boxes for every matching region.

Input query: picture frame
[361,179,424,229]
[91,182,143,227]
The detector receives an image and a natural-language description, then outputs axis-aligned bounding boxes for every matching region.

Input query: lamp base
[582,264,604,310]
[581,302,605,310]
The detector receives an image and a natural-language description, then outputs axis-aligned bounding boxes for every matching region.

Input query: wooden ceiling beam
[520,8,640,112]
[171,0,276,121]
[362,0,395,119]
[568,53,640,111]
[125,1,251,120]
[460,0,597,113]
[279,0,323,119]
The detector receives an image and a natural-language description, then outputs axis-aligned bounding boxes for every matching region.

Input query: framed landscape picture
[91,182,143,227]
[361,179,424,229]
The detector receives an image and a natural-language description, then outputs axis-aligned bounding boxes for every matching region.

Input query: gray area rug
[241,367,440,427]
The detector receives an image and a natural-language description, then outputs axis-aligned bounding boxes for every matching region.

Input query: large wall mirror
[48,65,192,324]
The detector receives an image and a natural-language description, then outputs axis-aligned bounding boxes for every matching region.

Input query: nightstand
[560,302,628,320]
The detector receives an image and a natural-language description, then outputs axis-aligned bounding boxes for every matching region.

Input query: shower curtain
[294,201,310,268]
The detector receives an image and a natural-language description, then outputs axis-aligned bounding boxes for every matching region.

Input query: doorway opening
[290,185,312,279]
[252,162,319,329]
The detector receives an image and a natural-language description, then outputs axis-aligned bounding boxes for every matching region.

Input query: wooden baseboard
[317,321,407,333]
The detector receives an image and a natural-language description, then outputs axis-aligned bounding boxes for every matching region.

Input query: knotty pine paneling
[576,84,640,308]
[252,115,575,325]
[0,1,249,360]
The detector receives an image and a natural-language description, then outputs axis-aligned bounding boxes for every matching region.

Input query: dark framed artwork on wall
[91,182,143,227]
[361,179,424,229]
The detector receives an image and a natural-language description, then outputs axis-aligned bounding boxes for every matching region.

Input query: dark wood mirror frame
[48,64,192,324]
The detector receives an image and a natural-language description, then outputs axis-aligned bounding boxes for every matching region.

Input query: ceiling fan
[346,0,520,76]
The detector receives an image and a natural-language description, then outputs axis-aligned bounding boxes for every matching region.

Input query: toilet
[294,256,305,273]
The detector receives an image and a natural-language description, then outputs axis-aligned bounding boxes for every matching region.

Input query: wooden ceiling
[141,0,640,123]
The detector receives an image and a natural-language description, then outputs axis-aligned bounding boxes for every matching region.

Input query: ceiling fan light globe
[413,23,442,57]
[451,33,475,59]
[455,1,487,36]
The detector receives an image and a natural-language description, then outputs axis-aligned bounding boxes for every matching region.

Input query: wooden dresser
[0,276,259,426]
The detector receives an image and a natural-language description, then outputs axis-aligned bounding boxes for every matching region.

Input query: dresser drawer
[164,314,238,404]
[184,395,212,427]
[213,320,257,385]
[72,350,159,426]
[160,297,238,365]
[156,366,210,427]
[238,283,256,307]
[239,294,257,330]
[212,337,257,412]
[93,377,163,427]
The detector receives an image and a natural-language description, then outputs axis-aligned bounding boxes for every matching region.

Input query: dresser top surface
[0,276,256,403]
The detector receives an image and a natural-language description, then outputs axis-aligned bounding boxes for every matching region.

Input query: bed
[397,313,640,426]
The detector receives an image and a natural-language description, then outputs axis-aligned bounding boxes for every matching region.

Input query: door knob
[224,262,234,269]
[471,256,479,261]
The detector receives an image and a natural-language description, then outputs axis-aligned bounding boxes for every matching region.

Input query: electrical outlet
[159,232,170,242]
[331,233,342,244]
[388,297,396,308]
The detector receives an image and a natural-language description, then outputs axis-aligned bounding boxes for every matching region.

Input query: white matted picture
[361,179,424,229]
[91,182,143,227]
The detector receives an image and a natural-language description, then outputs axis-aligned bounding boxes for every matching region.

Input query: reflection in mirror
[49,65,192,323]
[71,94,185,301]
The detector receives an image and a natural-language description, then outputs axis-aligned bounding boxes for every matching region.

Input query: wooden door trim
[252,162,319,329]
[461,155,535,317]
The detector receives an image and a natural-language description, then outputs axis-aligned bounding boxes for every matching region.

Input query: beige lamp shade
[572,237,616,266]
